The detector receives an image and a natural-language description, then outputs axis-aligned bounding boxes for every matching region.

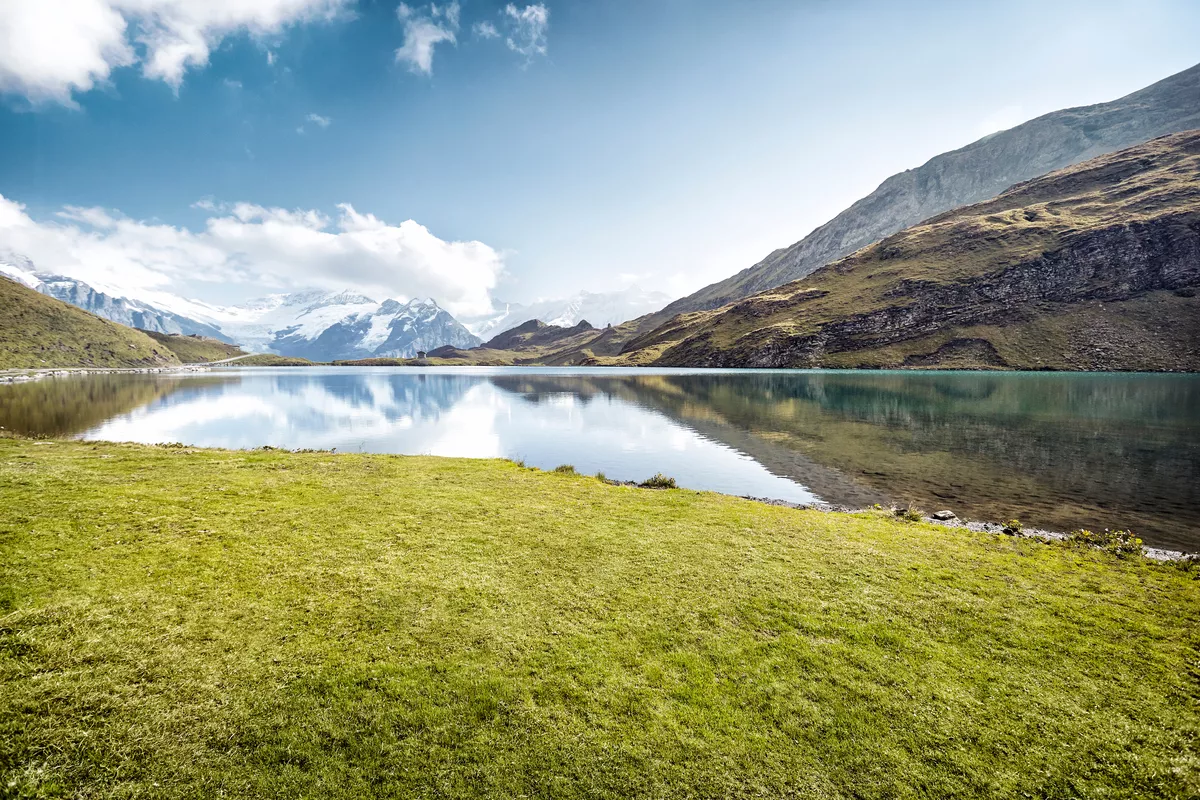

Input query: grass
[233,354,319,367]
[1,438,1198,798]
[0,278,178,370]
[139,332,246,364]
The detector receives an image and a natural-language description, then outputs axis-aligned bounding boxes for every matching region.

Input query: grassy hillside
[140,331,246,364]
[615,131,1200,369]
[1,438,1197,798]
[0,277,180,370]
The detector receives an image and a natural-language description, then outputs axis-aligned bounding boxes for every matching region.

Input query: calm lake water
[2,367,1198,551]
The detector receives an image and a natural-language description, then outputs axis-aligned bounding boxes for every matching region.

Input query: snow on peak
[0,260,43,290]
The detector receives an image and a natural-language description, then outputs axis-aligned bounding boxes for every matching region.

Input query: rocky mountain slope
[660,61,1200,318]
[0,275,182,369]
[610,131,1200,370]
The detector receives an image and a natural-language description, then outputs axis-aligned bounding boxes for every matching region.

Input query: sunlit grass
[1,437,1197,798]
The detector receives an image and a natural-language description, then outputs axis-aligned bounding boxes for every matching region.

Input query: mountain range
[0,256,673,362]
[611,130,1200,369]
[658,61,1200,319]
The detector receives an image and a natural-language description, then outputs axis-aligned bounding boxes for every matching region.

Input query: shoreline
[4,362,1198,384]
[741,495,1191,562]
[11,433,1191,562]
[0,363,220,384]
[0,353,254,384]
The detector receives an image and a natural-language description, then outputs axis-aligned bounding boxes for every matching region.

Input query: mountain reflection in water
[1,367,1196,551]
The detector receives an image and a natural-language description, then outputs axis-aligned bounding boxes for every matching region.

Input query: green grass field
[1,438,1197,798]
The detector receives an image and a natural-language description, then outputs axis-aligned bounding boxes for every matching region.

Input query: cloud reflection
[82,369,819,504]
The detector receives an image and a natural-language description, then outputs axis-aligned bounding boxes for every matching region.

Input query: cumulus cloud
[502,3,548,60]
[0,0,351,106]
[472,20,498,39]
[394,2,459,75]
[0,193,503,317]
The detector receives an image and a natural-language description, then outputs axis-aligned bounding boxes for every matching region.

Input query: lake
[2,367,1198,552]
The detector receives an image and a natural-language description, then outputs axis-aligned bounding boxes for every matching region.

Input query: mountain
[271,297,481,361]
[210,290,380,352]
[609,131,1200,370]
[0,260,234,343]
[0,273,182,369]
[463,287,674,339]
[661,61,1200,318]
[481,319,597,351]
[0,264,484,361]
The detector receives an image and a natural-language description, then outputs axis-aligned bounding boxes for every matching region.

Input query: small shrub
[595,471,607,482]
[510,458,527,469]
[1002,519,1023,535]
[1172,554,1199,575]
[553,464,576,474]
[640,473,677,489]
[1069,528,1144,558]
[894,507,923,522]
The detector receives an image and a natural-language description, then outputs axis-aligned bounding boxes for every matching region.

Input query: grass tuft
[639,473,678,489]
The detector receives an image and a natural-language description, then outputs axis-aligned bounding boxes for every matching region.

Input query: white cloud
[502,3,548,60]
[472,20,498,39]
[0,0,351,106]
[394,2,459,75]
[296,112,331,134]
[0,193,504,317]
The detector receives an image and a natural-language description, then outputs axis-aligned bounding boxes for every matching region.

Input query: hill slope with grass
[614,130,1200,370]
[1,438,1197,798]
[660,61,1200,318]
[0,276,182,370]
[140,330,247,363]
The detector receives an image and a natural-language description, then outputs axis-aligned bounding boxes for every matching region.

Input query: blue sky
[1,0,1198,314]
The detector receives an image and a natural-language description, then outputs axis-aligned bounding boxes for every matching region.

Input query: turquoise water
[2,367,1197,551]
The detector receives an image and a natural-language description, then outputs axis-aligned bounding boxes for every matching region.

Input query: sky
[1,0,1198,317]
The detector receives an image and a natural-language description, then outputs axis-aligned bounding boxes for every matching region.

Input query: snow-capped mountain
[0,260,233,342]
[0,256,480,359]
[210,290,381,353]
[462,287,674,339]
[268,297,481,361]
